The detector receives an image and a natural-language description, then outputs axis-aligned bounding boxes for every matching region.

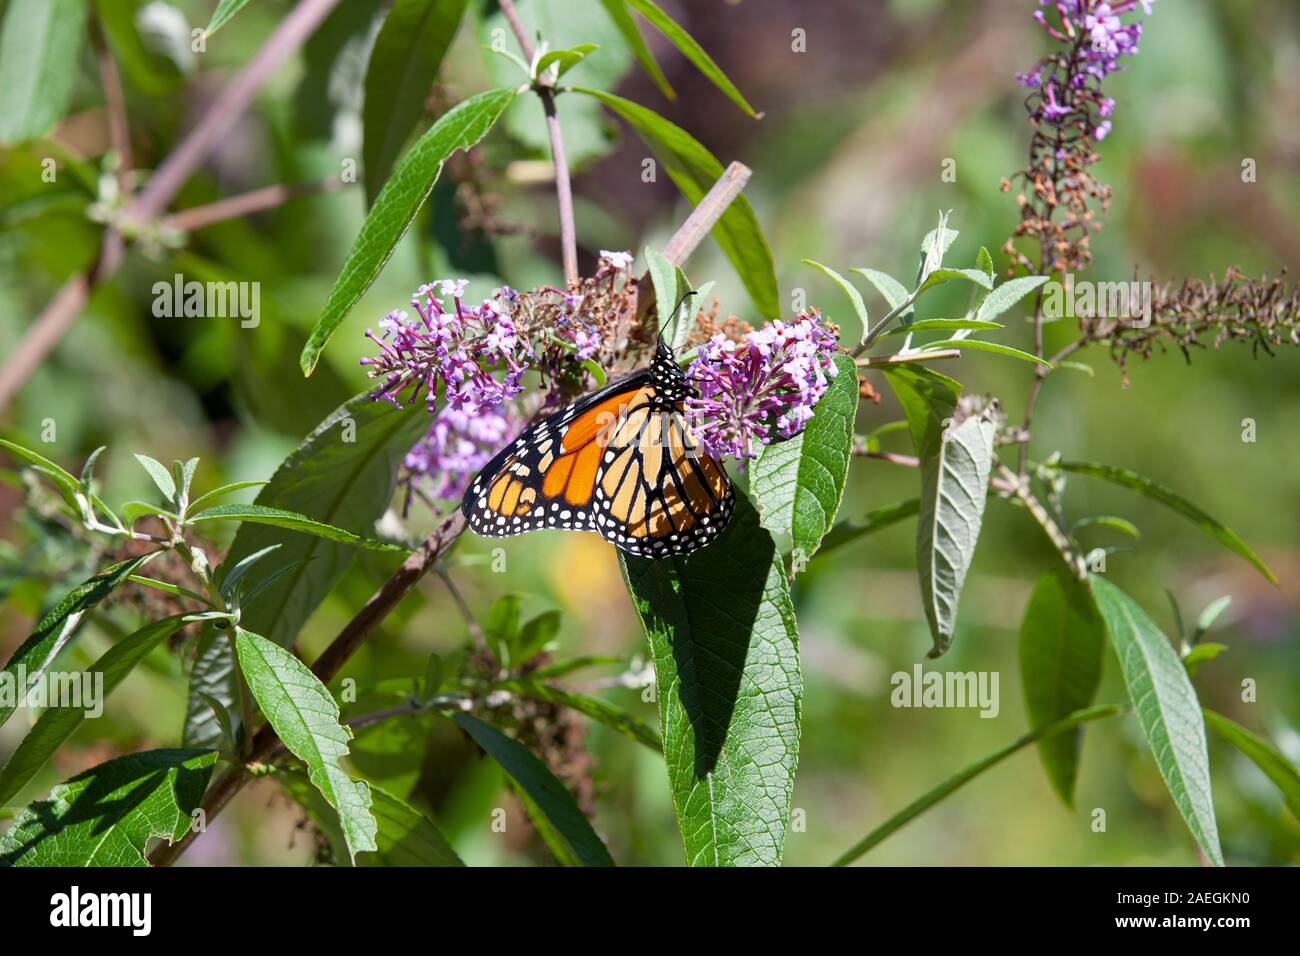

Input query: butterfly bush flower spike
[686,312,838,461]
[400,405,516,515]
[361,282,530,414]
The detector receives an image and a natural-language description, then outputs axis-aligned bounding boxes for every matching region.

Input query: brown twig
[163,178,347,232]
[90,14,132,192]
[0,0,343,419]
[498,0,578,285]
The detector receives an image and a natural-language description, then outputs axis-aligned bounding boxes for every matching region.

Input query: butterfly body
[461,342,734,557]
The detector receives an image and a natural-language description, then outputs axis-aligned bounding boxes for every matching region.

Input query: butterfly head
[650,338,689,406]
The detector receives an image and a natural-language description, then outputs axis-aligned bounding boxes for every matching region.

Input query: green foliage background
[1,0,1297,865]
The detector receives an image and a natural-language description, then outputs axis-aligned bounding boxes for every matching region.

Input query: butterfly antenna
[658,288,698,346]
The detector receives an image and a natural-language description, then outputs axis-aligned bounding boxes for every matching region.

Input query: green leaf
[1091,576,1223,866]
[362,0,469,205]
[0,749,217,866]
[205,0,252,36]
[0,0,87,145]
[817,498,920,558]
[620,491,801,866]
[832,705,1126,866]
[623,0,759,118]
[0,554,157,731]
[1182,642,1227,678]
[0,615,189,808]
[1059,462,1277,585]
[976,275,1050,323]
[750,352,859,565]
[919,217,958,272]
[917,266,993,295]
[574,88,779,318]
[451,712,614,866]
[1018,570,1106,805]
[921,338,1053,368]
[301,88,514,374]
[187,479,269,512]
[597,0,674,100]
[804,259,868,343]
[644,245,678,339]
[504,679,661,751]
[537,42,598,79]
[235,629,377,862]
[133,453,176,505]
[188,503,407,552]
[883,366,992,658]
[1192,596,1232,644]
[1071,514,1141,539]
[1203,709,1300,821]
[183,628,243,751]
[975,246,995,285]
[852,268,910,314]
[280,771,464,866]
[1,438,85,514]
[873,318,1004,339]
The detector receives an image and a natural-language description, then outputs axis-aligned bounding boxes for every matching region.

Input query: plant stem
[498,0,578,285]
[856,348,961,367]
[90,13,132,193]
[831,704,1128,866]
[436,568,489,657]
[164,178,347,232]
[997,463,1087,579]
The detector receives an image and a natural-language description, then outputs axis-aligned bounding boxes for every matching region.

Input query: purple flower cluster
[362,280,529,414]
[1018,1,1154,140]
[400,404,516,512]
[685,313,839,461]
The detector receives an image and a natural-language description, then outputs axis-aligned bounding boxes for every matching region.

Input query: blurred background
[1,0,1298,865]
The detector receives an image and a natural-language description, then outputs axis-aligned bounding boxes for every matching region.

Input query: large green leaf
[183,628,242,751]
[622,0,758,117]
[1203,709,1300,821]
[1060,461,1276,585]
[451,712,614,866]
[280,771,464,866]
[883,366,993,658]
[0,0,86,145]
[574,88,779,319]
[1018,570,1106,805]
[620,491,800,866]
[0,615,188,808]
[750,352,859,566]
[235,629,377,862]
[301,88,514,374]
[0,554,157,731]
[0,749,217,866]
[1091,576,1223,866]
[188,503,408,551]
[362,0,468,204]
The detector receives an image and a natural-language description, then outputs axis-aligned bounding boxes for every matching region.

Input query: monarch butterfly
[461,338,734,557]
